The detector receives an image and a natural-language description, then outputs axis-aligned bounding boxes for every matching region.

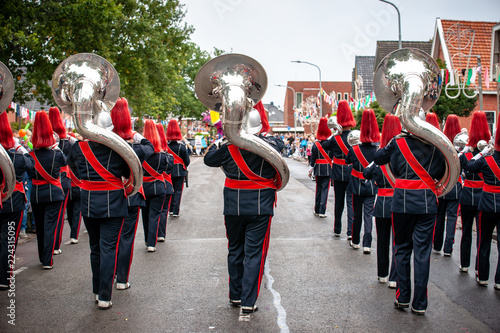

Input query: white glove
[133,132,145,144]
[366,161,374,169]
[481,146,493,156]
[472,152,483,160]
[462,146,471,154]
[68,136,78,144]
[15,144,28,155]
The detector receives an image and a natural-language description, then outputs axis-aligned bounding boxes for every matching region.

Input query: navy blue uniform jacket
[142,151,172,198]
[363,163,392,218]
[310,140,333,177]
[323,131,352,182]
[67,140,130,218]
[58,138,74,190]
[373,134,446,214]
[204,135,285,216]
[345,143,378,196]
[0,149,32,213]
[127,140,155,207]
[27,148,67,204]
[465,151,500,213]
[168,141,190,177]
[459,149,482,206]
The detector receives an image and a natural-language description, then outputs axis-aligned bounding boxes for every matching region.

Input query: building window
[296,92,303,108]
[484,110,496,134]
[337,93,342,101]
[344,93,349,100]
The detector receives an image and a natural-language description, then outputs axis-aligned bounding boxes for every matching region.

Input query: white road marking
[264,258,289,332]
[14,266,28,275]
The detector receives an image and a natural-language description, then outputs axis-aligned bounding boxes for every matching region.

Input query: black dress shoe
[394,300,409,310]
[229,299,241,307]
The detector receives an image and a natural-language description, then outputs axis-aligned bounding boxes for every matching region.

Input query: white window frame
[484,110,496,134]
[344,93,349,100]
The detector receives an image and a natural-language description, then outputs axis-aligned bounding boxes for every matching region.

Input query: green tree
[0,0,211,119]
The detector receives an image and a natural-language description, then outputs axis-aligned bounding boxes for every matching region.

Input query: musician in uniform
[49,107,76,250]
[67,116,131,309]
[111,98,154,289]
[166,119,190,217]
[326,100,356,238]
[204,102,284,318]
[374,123,446,315]
[458,111,490,273]
[363,114,401,287]
[156,123,174,242]
[0,112,30,289]
[465,122,500,290]
[309,117,333,218]
[345,109,379,253]
[141,120,170,252]
[27,111,67,270]
[434,115,462,256]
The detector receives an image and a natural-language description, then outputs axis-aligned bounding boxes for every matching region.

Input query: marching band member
[425,112,441,130]
[0,112,30,289]
[459,111,490,273]
[327,100,356,238]
[465,121,500,290]
[345,109,379,253]
[156,123,174,242]
[166,119,190,218]
[434,115,462,256]
[48,107,74,250]
[28,111,67,270]
[310,117,333,218]
[65,131,82,244]
[141,120,170,252]
[363,115,401,287]
[67,116,131,309]
[374,119,446,315]
[204,102,284,318]
[111,98,154,289]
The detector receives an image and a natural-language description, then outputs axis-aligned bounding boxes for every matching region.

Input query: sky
[181,0,500,110]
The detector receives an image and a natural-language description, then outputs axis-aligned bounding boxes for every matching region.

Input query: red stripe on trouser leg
[50,201,65,266]
[126,208,141,281]
[57,192,70,248]
[112,218,125,281]
[256,216,272,297]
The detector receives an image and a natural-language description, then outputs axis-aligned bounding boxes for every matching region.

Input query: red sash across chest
[314,141,332,165]
[351,145,369,180]
[377,164,396,197]
[483,156,500,193]
[167,145,186,169]
[29,151,63,190]
[333,136,349,166]
[142,160,165,184]
[464,152,484,188]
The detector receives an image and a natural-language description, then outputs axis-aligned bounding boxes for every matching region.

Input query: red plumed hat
[156,123,167,151]
[380,114,401,148]
[443,114,461,143]
[32,111,55,149]
[316,117,332,141]
[253,100,270,134]
[0,112,15,150]
[336,100,356,128]
[48,107,67,139]
[144,120,161,153]
[110,98,134,141]
[166,119,182,141]
[359,109,380,143]
[425,112,441,130]
[469,111,491,148]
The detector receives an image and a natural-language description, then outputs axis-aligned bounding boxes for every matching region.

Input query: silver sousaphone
[52,53,142,195]
[0,61,16,202]
[373,48,460,197]
[195,54,289,191]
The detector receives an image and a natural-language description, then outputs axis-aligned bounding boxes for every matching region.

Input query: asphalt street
[1,156,499,333]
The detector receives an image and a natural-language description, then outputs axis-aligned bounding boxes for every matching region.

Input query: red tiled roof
[440,19,499,92]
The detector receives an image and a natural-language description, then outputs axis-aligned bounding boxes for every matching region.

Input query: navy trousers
[158,194,172,238]
[224,214,272,308]
[392,213,435,311]
[66,187,82,239]
[434,198,459,254]
[170,176,184,215]
[333,180,354,235]
[460,204,480,269]
[84,216,124,302]
[0,212,22,286]
[477,211,500,284]
[142,196,164,247]
[116,206,141,284]
[352,195,374,247]
[375,217,397,280]
[314,176,330,215]
[54,188,70,250]
[32,201,64,266]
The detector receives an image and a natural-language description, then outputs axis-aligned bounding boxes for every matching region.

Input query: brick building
[431,18,500,131]
[278,81,352,134]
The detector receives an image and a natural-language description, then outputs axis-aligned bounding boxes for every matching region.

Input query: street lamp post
[291,60,322,118]
[379,0,402,49]
[275,84,297,138]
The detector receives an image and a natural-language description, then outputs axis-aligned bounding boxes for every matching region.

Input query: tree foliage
[0,0,213,119]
